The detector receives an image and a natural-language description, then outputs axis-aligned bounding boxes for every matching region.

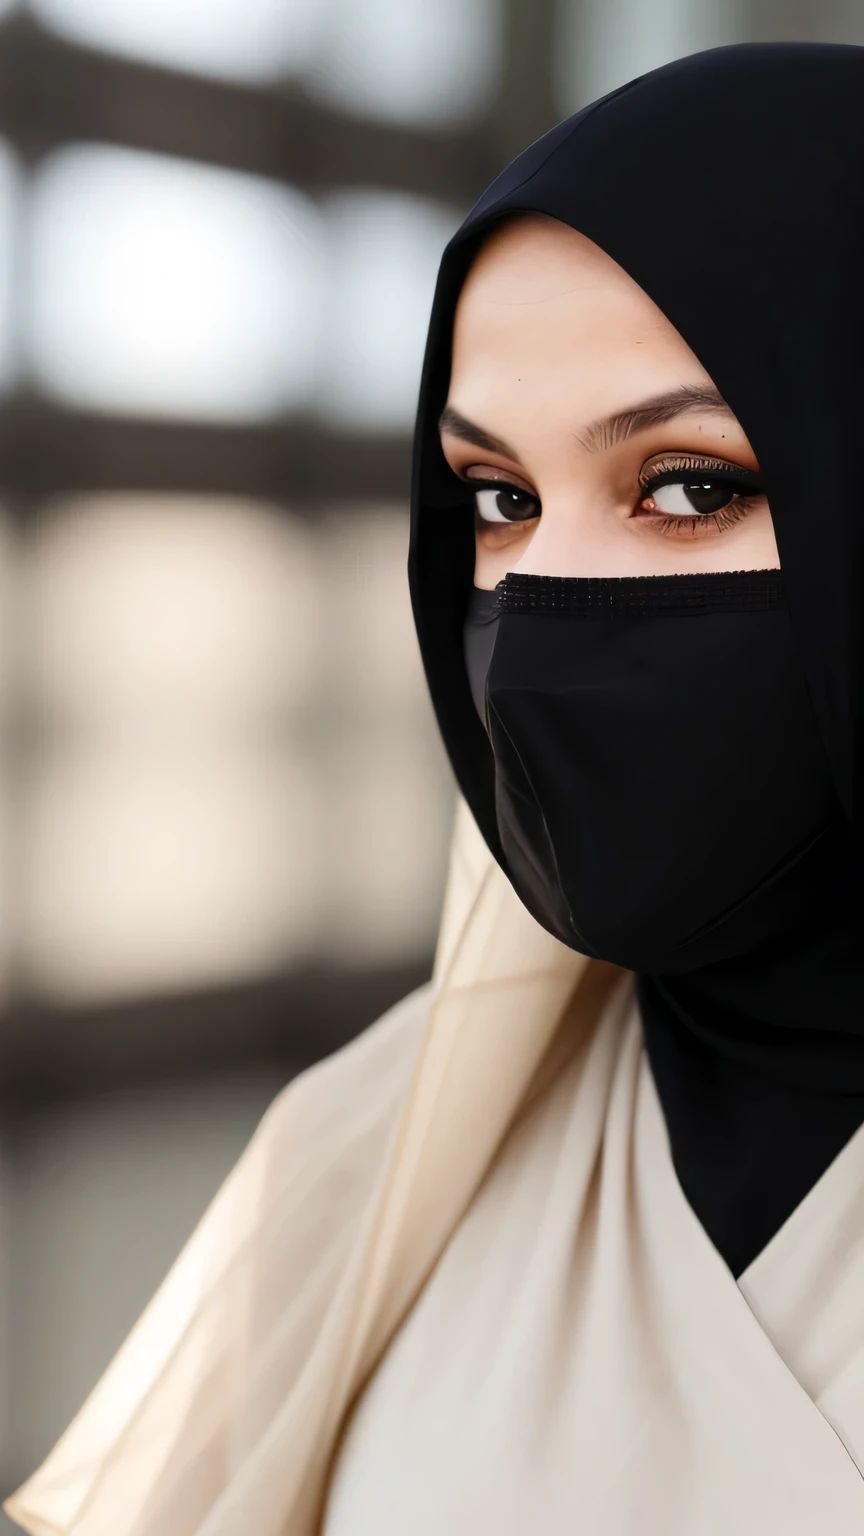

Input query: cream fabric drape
[5,799,607,1535]
[323,982,864,1533]
[8,796,864,1535]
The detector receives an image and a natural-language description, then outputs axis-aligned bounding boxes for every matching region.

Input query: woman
[8,39,864,1536]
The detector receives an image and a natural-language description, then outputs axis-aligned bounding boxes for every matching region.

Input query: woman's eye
[642,477,754,518]
[474,485,540,524]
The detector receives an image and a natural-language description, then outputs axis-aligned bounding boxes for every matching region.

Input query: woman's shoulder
[235,979,435,1251]
[256,979,433,1163]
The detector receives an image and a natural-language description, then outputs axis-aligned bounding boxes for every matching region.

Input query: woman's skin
[440,214,780,590]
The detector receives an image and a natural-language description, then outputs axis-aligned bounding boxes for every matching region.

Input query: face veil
[408,42,864,1277]
[471,570,843,974]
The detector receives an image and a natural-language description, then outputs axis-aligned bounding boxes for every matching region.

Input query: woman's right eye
[473,484,541,524]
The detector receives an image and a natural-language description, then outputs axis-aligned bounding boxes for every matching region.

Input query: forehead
[449,215,703,405]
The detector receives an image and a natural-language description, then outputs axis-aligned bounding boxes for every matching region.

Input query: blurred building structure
[0,0,861,1515]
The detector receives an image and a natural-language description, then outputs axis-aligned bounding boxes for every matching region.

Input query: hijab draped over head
[408,41,864,1276]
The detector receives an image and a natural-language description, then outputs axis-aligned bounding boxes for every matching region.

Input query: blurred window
[0,507,15,1011]
[20,495,322,1003]
[0,0,489,1024]
[30,0,320,83]
[0,139,21,394]
[314,506,453,964]
[319,506,433,717]
[20,744,320,1003]
[17,495,453,1004]
[25,495,319,729]
[317,191,460,431]
[26,146,323,422]
[307,0,502,128]
[32,0,502,124]
[554,0,744,111]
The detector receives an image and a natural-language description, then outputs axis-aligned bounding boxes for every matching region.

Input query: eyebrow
[438,385,734,462]
[576,384,734,453]
[438,404,517,458]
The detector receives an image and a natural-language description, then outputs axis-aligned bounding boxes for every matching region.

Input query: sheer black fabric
[408,44,864,1275]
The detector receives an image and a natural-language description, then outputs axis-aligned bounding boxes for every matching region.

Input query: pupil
[498,488,527,519]
[684,481,734,515]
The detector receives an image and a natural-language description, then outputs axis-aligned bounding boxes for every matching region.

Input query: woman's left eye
[639,468,762,520]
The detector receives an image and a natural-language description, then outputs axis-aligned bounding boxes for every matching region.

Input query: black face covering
[410,43,864,1277]
[469,569,840,974]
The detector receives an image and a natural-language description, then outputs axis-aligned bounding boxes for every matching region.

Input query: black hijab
[408,42,864,1277]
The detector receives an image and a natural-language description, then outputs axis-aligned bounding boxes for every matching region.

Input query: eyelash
[466,454,765,537]
[648,502,757,536]
[637,454,762,534]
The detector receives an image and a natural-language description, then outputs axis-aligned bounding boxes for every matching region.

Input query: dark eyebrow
[575,384,734,453]
[438,404,518,459]
[438,386,735,464]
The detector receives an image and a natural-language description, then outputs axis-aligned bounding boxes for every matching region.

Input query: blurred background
[0,0,860,1514]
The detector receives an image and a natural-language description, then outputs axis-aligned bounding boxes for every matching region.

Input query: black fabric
[463,586,500,726]
[462,573,864,1272]
[408,43,864,1276]
[637,978,864,1278]
[468,571,842,977]
[496,569,786,617]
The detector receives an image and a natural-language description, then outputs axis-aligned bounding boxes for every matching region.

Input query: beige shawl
[4,800,606,1535]
[7,797,864,1534]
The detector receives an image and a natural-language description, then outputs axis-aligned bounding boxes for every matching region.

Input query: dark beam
[0,14,498,204]
[0,961,431,1110]
[495,0,561,163]
[0,395,412,503]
